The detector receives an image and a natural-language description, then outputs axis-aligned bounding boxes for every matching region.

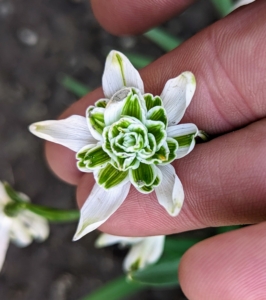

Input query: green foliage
[144,28,182,52]
[211,0,232,17]
[80,276,145,300]
[59,74,91,97]
[128,237,199,286]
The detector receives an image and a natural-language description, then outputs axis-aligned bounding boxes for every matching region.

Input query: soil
[0,1,219,299]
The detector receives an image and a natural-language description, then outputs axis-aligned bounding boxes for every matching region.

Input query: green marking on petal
[87,106,105,134]
[97,164,128,189]
[173,133,195,148]
[130,163,156,187]
[147,106,167,128]
[95,99,107,108]
[77,145,110,170]
[144,142,170,164]
[159,138,179,164]
[116,53,126,86]
[146,120,166,150]
[121,93,145,122]
[144,94,163,110]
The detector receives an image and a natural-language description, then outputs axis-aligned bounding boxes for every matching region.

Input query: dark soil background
[0,1,222,299]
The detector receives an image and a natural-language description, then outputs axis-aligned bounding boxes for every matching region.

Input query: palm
[46,1,266,299]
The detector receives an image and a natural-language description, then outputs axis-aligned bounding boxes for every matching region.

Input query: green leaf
[211,0,232,17]
[144,94,163,111]
[97,164,129,189]
[129,237,199,287]
[59,74,91,97]
[80,276,146,300]
[124,52,153,69]
[216,225,241,234]
[144,28,182,52]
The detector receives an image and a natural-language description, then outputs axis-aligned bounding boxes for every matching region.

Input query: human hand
[46,1,266,298]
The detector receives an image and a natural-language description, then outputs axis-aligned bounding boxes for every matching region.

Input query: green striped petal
[121,89,146,122]
[95,163,129,189]
[144,94,163,111]
[86,106,105,140]
[146,120,166,150]
[146,106,167,128]
[95,99,108,108]
[76,144,110,171]
[158,138,179,165]
[167,123,198,159]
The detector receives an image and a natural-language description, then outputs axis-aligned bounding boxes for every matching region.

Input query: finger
[46,0,266,186]
[90,0,194,35]
[179,222,266,300]
[76,118,266,236]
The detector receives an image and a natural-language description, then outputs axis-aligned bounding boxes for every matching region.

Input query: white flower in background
[231,0,255,11]
[95,233,165,272]
[29,50,199,240]
[0,182,49,272]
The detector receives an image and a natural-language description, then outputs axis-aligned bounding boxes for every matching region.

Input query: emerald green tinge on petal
[97,164,129,189]
[146,106,167,128]
[121,93,145,122]
[95,99,107,108]
[77,145,110,170]
[130,163,156,187]
[173,133,195,148]
[88,107,105,134]
[146,120,166,150]
[144,94,163,111]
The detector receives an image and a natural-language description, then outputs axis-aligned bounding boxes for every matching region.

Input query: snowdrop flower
[96,233,165,271]
[29,50,199,240]
[0,182,49,272]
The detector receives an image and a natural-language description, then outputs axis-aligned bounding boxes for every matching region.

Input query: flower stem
[197,130,211,142]
[4,182,80,222]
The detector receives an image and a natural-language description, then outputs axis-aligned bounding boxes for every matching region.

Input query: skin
[46,0,266,298]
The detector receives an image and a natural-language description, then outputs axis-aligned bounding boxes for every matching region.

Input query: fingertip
[179,223,266,300]
[90,0,194,35]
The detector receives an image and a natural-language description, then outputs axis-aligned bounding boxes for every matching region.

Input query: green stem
[4,182,80,222]
[197,130,211,142]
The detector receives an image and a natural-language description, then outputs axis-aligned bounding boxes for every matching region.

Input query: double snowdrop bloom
[0,182,49,272]
[29,50,199,240]
[96,233,165,272]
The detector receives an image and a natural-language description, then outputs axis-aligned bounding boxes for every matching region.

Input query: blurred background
[0,0,232,299]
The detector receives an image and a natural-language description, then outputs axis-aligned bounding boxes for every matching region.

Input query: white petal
[95,233,143,248]
[0,214,11,272]
[232,0,255,10]
[102,50,144,98]
[73,181,131,241]
[18,210,49,242]
[167,123,198,159]
[0,182,10,205]
[155,165,184,216]
[29,115,97,152]
[104,88,132,126]
[123,236,165,271]
[161,71,196,125]
[9,219,33,247]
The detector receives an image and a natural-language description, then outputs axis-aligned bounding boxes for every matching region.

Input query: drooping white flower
[0,182,49,272]
[95,233,165,271]
[29,50,199,240]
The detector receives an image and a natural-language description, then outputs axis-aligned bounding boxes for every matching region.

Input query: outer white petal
[102,50,144,98]
[123,236,165,271]
[0,182,10,205]
[29,115,97,152]
[18,211,49,242]
[155,165,184,217]
[160,71,196,125]
[95,233,143,248]
[232,0,255,10]
[167,123,198,159]
[9,219,33,247]
[73,181,131,241]
[0,214,11,272]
